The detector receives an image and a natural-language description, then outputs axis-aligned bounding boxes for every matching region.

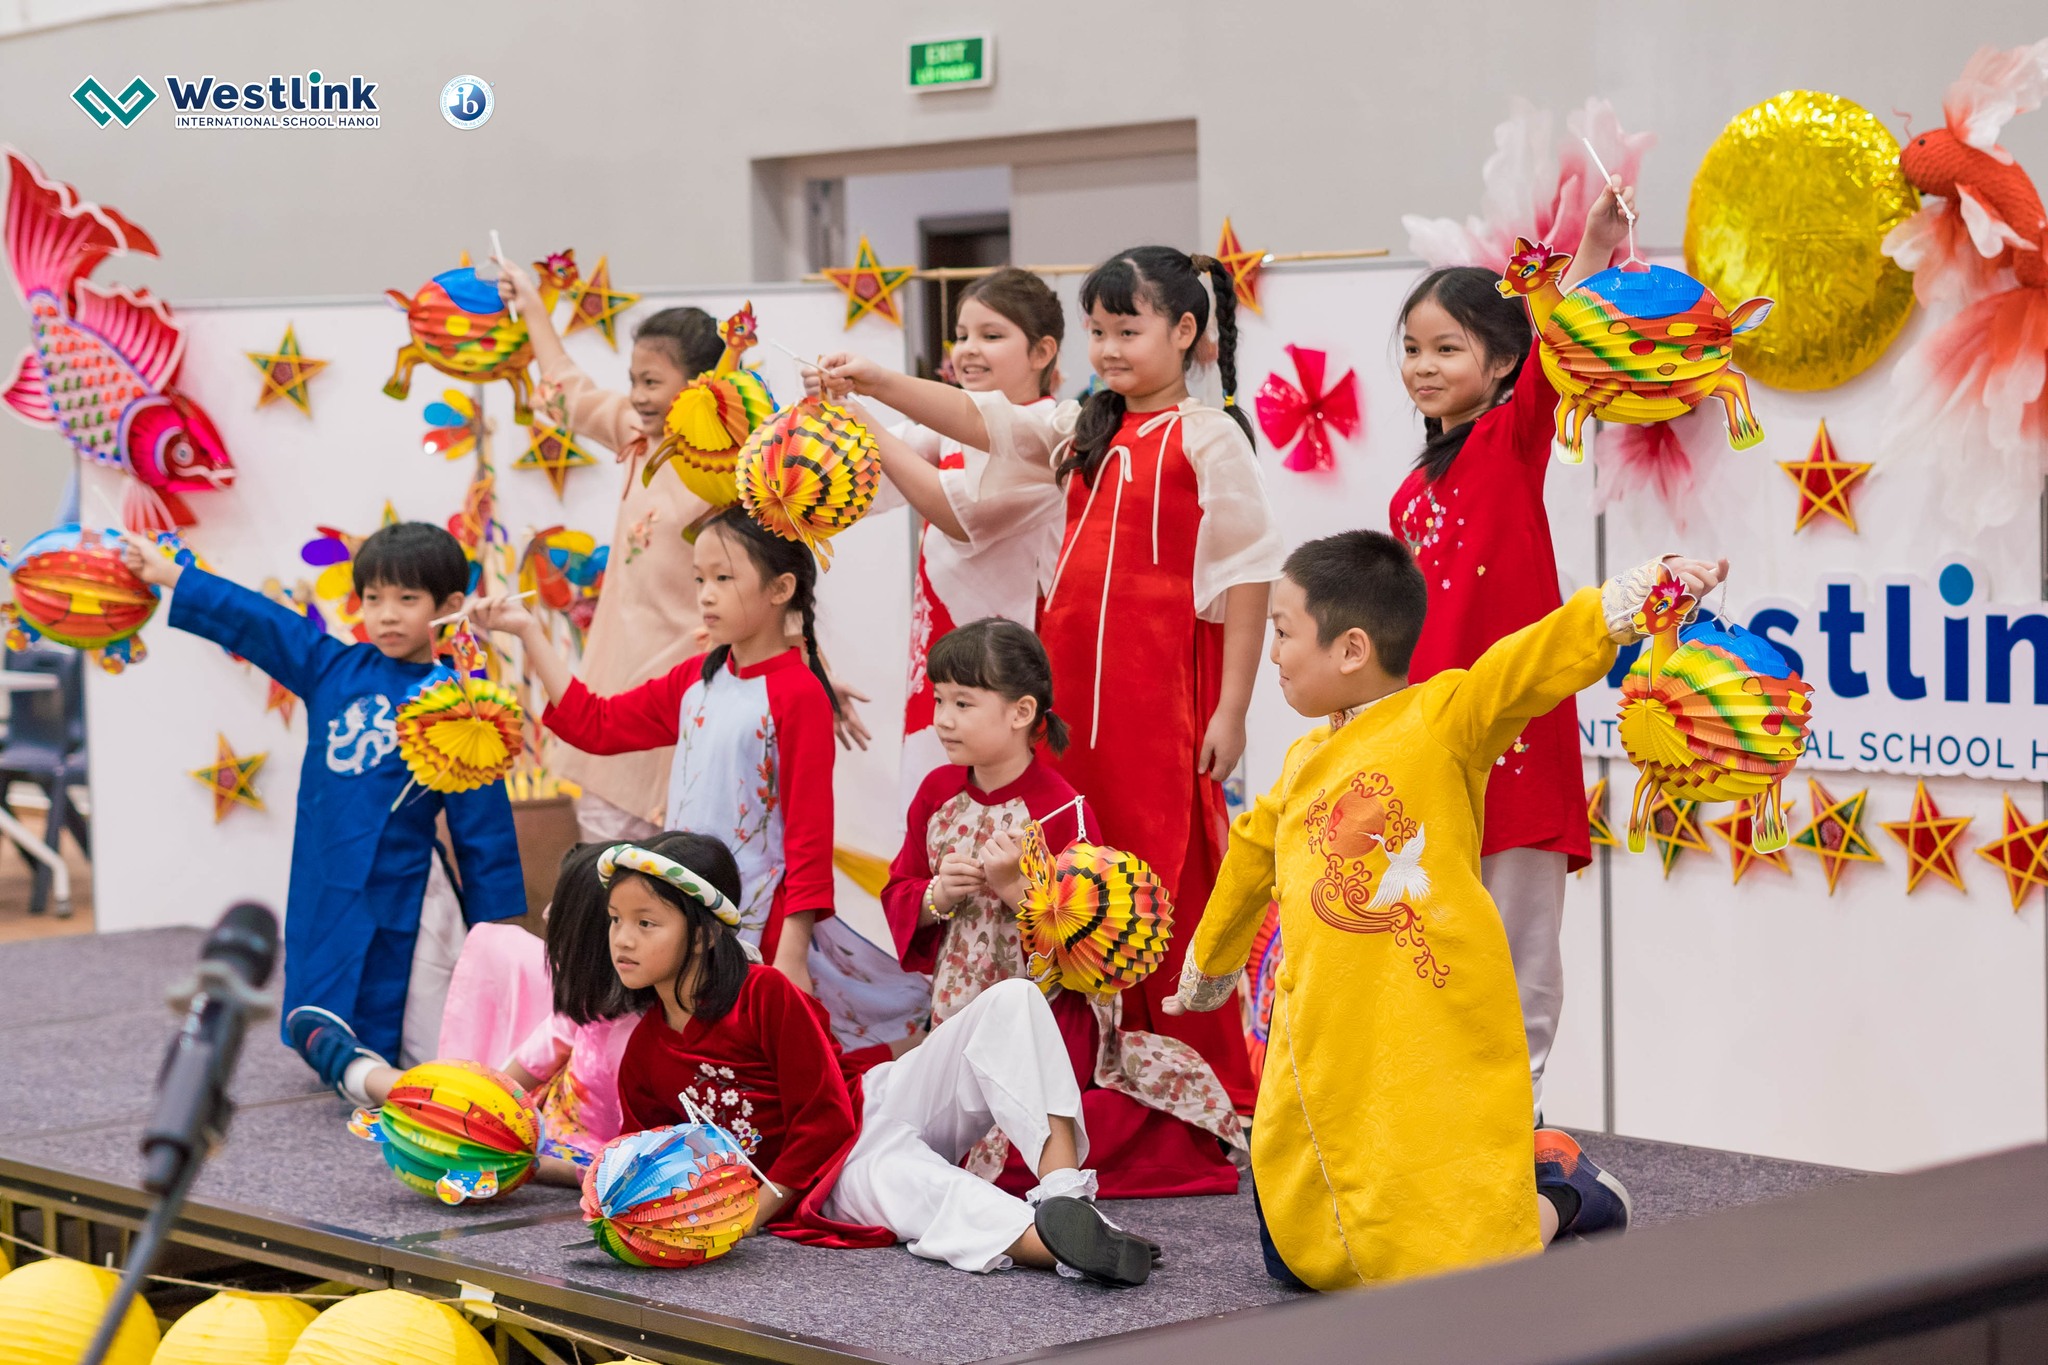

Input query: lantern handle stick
[677,1090,784,1198]
[490,230,520,322]
[1580,138,1642,266]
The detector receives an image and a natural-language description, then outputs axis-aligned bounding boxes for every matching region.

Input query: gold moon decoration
[1684,91,1919,392]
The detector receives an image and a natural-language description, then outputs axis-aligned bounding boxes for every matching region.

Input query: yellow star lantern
[1789,779,1883,895]
[1779,420,1872,533]
[562,255,640,350]
[1976,796,2048,912]
[1880,782,1973,894]
[1707,799,1793,885]
[1641,791,1710,878]
[245,323,328,416]
[822,235,915,328]
[190,733,265,822]
[1213,217,1267,314]
[516,422,599,499]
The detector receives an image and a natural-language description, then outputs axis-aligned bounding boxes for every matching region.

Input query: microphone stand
[78,959,274,1365]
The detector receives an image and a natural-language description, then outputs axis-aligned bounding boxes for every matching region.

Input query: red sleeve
[881,767,961,972]
[765,666,837,933]
[1503,353,1561,469]
[751,969,861,1190]
[542,655,705,755]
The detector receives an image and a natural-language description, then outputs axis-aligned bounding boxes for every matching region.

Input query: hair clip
[598,844,743,928]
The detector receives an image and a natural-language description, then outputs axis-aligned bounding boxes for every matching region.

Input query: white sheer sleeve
[1186,409,1285,621]
[938,392,1066,555]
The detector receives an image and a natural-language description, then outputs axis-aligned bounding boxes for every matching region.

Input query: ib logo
[440,75,493,130]
[72,76,158,127]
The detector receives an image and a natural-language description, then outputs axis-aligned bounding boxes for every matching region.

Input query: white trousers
[1480,847,1568,1118]
[400,853,468,1068]
[821,979,1087,1272]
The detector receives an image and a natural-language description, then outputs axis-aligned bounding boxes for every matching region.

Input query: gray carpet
[0,925,202,1028]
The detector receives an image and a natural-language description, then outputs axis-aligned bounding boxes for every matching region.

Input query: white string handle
[1580,138,1643,267]
[677,1090,784,1198]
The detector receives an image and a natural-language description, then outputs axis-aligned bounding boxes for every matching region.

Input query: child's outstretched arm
[472,591,690,755]
[495,255,646,456]
[1424,554,1727,766]
[814,352,994,452]
[123,533,339,701]
[1165,770,1285,1016]
[1561,178,1637,292]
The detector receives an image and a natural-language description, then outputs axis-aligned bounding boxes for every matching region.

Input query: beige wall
[3,0,2045,544]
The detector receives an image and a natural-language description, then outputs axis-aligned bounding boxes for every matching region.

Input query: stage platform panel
[0,925,204,1028]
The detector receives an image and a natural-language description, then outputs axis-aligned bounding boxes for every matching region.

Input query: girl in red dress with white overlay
[1388,179,1634,1115]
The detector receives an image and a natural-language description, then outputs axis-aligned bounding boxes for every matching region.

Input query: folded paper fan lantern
[1015,823,1174,994]
[1619,574,1812,855]
[0,1257,159,1364]
[283,1290,493,1365]
[735,396,882,564]
[643,303,776,508]
[2,524,160,672]
[156,1291,319,1365]
[392,672,525,794]
[349,1059,538,1204]
[582,1124,761,1267]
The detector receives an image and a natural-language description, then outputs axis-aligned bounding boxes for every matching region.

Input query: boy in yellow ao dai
[1172,536,1717,1290]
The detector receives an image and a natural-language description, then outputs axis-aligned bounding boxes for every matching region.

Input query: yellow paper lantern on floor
[284,1290,494,1365]
[155,1291,319,1364]
[0,1257,160,1364]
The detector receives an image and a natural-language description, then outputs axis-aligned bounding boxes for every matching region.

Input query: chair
[0,645,89,915]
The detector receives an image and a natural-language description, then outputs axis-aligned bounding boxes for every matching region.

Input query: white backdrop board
[82,281,912,945]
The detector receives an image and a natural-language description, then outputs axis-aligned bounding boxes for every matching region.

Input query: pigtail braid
[1060,388,1128,487]
[700,645,733,688]
[799,600,841,718]
[1193,253,1255,448]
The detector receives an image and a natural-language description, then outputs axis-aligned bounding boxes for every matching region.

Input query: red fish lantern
[2,524,159,672]
[1497,237,1773,463]
[3,151,236,533]
[383,261,535,423]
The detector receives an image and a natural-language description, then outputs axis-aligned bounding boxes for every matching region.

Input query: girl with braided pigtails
[471,507,841,998]
[820,245,1284,1112]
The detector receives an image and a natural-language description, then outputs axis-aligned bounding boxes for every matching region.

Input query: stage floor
[0,928,1871,1364]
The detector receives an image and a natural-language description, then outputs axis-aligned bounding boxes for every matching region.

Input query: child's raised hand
[118,530,181,589]
[1583,177,1637,253]
[977,829,1028,909]
[467,591,536,636]
[492,254,545,316]
[1662,554,1729,601]
[815,352,882,400]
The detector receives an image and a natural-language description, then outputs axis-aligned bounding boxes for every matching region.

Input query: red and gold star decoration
[1789,779,1882,894]
[515,423,599,499]
[1578,777,1615,877]
[1976,796,2048,911]
[1642,791,1710,878]
[561,255,640,350]
[1880,781,1973,894]
[244,323,327,416]
[190,733,265,822]
[1778,420,1871,534]
[1707,799,1793,885]
[822,235,915,328]
[1214,217,1267,315]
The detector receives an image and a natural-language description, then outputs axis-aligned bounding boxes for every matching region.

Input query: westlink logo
[72,76,157,127]
[167,69,379,129]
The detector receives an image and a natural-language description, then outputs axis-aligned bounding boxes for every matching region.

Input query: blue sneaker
[286,1005,384,1102]
[1535,1128,1632,1239]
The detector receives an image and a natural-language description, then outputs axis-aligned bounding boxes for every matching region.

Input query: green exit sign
[908,34,993,91]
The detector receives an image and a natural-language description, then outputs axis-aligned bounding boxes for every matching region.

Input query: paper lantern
[582,1124,760,1267]
[382,263,535,424]
[1618,573,1812,855]
[0,1257,158,1364]
[392,672,525,795]
[156,1291,319,1364]
[2,524,160,671]
[1497,237,1772,463]
[284,1291,493,1365]
[1015,822,1174,994]
[735,396,883,564]
[349,1059,537,1204]
[644,304,776,508]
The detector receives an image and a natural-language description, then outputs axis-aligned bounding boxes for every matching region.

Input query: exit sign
[908,35,993,91]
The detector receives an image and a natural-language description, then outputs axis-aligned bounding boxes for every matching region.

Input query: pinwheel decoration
[349,1059,539,1204]
[736,396,883,564]
[517,526,607,646]
[1014,817,1174,995]
[420,390,478,462]
[581,1124,761,1267]
[1255,345,1361,472]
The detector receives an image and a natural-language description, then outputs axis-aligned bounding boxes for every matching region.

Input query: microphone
[139,902,279,1194]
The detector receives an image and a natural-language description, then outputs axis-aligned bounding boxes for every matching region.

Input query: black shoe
[1034,1197,1153,1287]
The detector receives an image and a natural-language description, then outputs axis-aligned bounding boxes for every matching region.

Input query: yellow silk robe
[1190,588,1620,1289]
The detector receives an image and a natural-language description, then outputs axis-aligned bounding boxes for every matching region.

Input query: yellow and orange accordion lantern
[736,395,883,564]
[1619,570,1813,854]
[393,669,524,794]
[349,1060,539,1204]
[581,1124,761,1268]
[1015,820,1174,995]
[643,304,776,508]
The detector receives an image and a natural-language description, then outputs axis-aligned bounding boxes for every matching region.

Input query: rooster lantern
[1617,569,1812,855]
[641,303,775,507]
